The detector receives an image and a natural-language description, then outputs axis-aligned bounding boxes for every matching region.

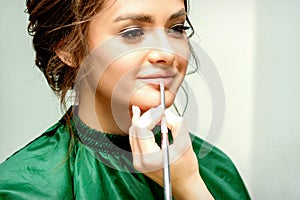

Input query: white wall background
[188,0,255,197]
[189,0,300,199]
[0,1,61,161]
[1,0,300,199]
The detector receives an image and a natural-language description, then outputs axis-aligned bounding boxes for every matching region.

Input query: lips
[137,70,177,87]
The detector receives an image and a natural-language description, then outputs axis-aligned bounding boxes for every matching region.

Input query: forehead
[100,0,185,20]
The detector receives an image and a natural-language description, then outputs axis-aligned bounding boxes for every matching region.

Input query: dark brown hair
[26,0,194,110]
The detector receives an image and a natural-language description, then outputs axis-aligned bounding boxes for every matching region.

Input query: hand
[129,105,213,199]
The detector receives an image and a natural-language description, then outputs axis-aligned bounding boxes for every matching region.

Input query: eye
[168,24,190,38]
[119,27,145,42]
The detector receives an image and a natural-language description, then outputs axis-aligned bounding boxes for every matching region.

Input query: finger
[129,126,144,170]
[164,109,191,156]
[129,105,160,152]
[131,125,160,153]
[129,123,163,172]
[134,105,164,130]
[129,126,156,151]
[129,126,138,151]
[164,109,185,138]
[131,105,141,123]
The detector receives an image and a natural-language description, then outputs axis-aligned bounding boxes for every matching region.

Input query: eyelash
[169,24,191,35]
[119,24,191,41]
[119,27,145,41]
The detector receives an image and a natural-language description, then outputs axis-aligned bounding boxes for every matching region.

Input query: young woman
[0,0,250,199]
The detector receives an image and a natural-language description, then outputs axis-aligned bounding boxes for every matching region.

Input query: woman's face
[84,0,190,113]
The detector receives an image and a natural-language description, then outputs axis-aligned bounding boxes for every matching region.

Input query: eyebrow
[113,8,186,23]
[168,8,186,22]
[113,14,153,23]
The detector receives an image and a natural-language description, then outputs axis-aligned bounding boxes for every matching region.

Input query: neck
[77,86,130,136]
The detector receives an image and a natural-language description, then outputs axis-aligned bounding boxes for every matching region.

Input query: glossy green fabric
[0,113,250,199]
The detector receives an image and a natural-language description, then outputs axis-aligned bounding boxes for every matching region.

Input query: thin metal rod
[160,82,172,200]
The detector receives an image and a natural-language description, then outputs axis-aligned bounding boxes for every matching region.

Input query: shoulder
[0,119,74,199]
[190,134,251,200]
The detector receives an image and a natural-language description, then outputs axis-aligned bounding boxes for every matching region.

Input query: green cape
[0,112,250,199]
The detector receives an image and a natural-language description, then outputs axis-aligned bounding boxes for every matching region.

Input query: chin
[130,93,175,112]
[132,100,160,112]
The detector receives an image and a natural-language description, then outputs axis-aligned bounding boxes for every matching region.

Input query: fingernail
[132,105,139,114]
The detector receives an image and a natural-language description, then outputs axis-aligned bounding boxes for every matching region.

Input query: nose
[147,48,176,66]
[146,31,176,66]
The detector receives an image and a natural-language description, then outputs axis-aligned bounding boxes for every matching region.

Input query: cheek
[96,54,142,102]
[178,56,189,76]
